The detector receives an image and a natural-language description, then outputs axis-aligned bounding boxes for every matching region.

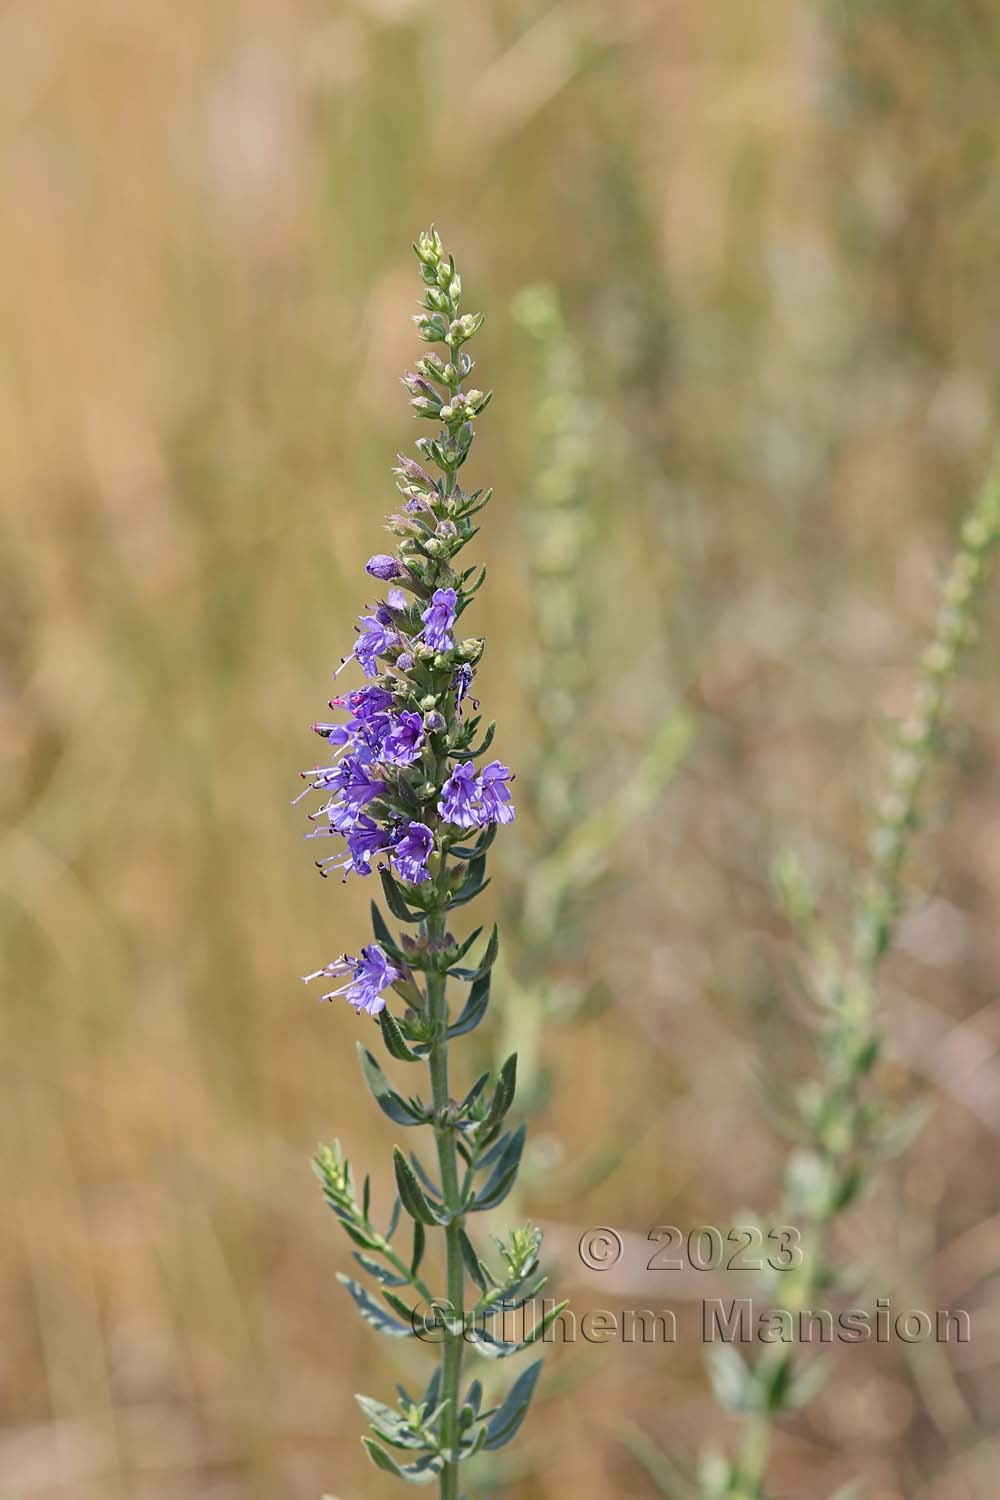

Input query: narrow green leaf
[370,901,407,959]
[461,1320,541,1359]
[338,1275,415,1338]
[423,1365,442,1408]
[522,1298,570,1347]
[464,722,497,758]
[361,1437,440,1483]
[353,1251,408,1287]
[410,1220,426,1278]
[832,1164,864,1213]
[448,973,491,1037]
[457,1423,488,1461]
[381,1009,419,1062]
[458,1071,490,1114]
[382,1288,418,1326]
[356,1395,425,1450]
[458,1228,489,1293]
[461,563,488,597]
[493,1273,549,1312]
[448,925,484,965]
[450,722,496,760]
[470,1161,519,1212]
[379,867,423,923]
[476,1123,519,1170]
[448,924,499,981]
[482,1360,543,1450]
[463,1379,484,1419]
[475,923,500,976]
[462,1326,523,1359]
[446,876,491,909]
[408,1150,442,1201]
[337,1220,383,1253]
[447,824,497,861]
[484,1054,517,1130]
[393,1147,439,1225]
[764,1349,794,1411]
[358,1045,426,1126]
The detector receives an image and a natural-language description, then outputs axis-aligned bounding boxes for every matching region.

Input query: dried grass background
[1,2,999,1497]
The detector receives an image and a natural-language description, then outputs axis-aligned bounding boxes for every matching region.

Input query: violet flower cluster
[302,229,559,1497]
[294,272,515,1016]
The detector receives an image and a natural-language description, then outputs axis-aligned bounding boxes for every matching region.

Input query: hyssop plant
[298,228,563,1498]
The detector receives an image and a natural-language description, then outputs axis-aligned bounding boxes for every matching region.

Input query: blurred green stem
[729,455,1000,1499]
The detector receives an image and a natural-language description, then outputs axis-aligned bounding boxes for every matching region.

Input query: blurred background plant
[623,460,1000,1500]
[2,3,1000,1499]
[469,284,692,1494]
[494,283,692,1196]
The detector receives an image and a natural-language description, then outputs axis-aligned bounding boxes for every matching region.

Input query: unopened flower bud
[455,638,484,664]
[366,554,404,581]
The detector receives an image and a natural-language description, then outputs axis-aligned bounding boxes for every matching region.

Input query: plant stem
[729,457,1000,1499]
[424,321,471,1500]
[427,881,465,1500]
[734,1403,773,1496]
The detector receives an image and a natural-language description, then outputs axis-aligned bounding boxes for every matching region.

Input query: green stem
[729,459,1000,1499]
[426,316,470,1498]
[734,1402,773,1497]
[427,883,465,1500]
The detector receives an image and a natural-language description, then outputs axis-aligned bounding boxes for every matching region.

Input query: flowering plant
[300,229,563,1496]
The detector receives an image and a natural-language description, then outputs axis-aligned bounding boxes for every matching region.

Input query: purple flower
[306,811,391,879]
[312,721,352,743]
[421,587,457,653]
[392,821,433,884]
[452,665,475,710]
[387,710,425,766]
[366,554,404,581]
[350,713,392,764]
[478,760,515,825]
[345,816,391,875]
[294,753,349,803]
[303,944,400,1016]
[438,761,480,828]
[344,686,394,720]
[323,798,361,833]
[338,756,388,815]
[355,615,396,678]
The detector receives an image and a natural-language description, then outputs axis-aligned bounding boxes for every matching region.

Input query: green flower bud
[455,638,484,664]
